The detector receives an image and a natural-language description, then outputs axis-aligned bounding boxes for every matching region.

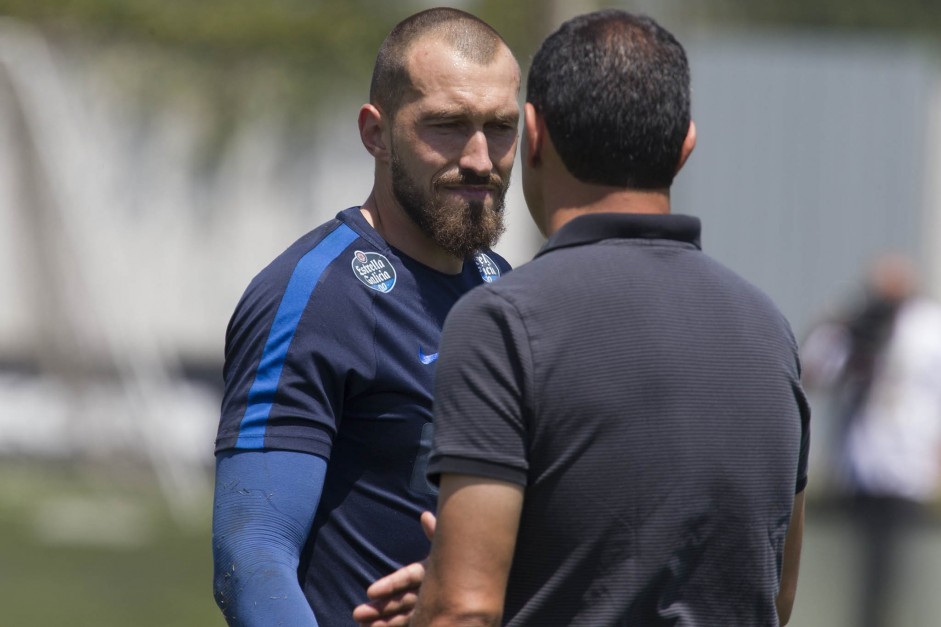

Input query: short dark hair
[527,10,691,189]
[370,8,509,118]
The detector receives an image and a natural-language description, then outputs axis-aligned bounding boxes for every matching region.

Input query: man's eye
[488,122,517,134]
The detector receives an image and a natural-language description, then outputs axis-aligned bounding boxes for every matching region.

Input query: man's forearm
[213,450,327,626]
[776,490,805,625]
[410,475,523,627]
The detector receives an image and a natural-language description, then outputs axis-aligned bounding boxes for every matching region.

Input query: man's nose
[458,131,493,177]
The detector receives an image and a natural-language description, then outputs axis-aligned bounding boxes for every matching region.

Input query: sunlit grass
[0,460,224,627]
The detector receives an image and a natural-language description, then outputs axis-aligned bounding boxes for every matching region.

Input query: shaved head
[370,8,511,118]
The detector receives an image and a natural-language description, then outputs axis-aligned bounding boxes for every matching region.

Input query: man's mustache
[436,170,505,189]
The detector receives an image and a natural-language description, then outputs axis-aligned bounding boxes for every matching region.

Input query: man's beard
[391,149,508,259]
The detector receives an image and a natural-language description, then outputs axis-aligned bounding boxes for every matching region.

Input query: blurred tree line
[1,0,938,112]
[0,0,937,161]
[0,0,555,116]
[0,0,561,166]
[1,0,938,100]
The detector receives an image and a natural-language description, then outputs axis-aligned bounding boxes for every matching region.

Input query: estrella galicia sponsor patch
[352,250,396,293]
[474,252,501,283]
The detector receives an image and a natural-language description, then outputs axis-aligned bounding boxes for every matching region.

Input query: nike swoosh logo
[419,347,439,365]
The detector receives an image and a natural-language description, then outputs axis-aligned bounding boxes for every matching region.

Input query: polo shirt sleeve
[427,285,533,487]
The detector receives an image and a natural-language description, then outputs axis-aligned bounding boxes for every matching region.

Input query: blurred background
[1,0,940,625]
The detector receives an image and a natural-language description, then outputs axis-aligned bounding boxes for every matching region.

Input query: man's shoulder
[467,247,568,299]
[448,258,537,323]
[228,209,390,320]
[252,208,385,288]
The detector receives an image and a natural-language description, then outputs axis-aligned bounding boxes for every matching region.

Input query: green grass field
[0,460,226,627]
[7,459,941,627]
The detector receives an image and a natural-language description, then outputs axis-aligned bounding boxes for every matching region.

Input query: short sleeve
[215,229,372,458]
[428,286,533,486]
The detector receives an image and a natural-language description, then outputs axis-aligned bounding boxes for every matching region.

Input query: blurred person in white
[802,253,941,627]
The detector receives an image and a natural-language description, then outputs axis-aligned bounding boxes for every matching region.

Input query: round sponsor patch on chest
[474,252,501,283]
[352,250,396,293]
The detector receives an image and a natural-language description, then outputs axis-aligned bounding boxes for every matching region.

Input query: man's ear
[523,102,544,167]
[359,104,388,161]
[675,120,696,174]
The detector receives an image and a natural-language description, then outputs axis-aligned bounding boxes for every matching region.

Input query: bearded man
[211,8,520,626]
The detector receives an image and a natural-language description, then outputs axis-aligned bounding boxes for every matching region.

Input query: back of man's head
[527,10,690,190]
[370,8,509,119]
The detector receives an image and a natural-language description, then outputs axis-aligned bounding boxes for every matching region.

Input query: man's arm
[776,489,805,626]
[410,474,524,627]
[212,450,326,626]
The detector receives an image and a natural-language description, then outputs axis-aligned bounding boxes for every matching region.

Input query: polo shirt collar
[536,212,702,258]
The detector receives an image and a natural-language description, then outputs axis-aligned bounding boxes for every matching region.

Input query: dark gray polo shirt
[429,212,810,627]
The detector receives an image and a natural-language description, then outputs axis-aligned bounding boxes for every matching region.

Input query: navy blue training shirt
[215,206,510,625]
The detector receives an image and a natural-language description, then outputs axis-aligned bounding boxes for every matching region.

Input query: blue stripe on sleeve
[235,224,359,448]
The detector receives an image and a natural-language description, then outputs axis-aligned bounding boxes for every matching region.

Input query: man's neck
[546,186,671,237]
[360,193,464,274]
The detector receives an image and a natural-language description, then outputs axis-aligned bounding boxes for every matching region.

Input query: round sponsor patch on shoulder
[474,252,501,283]
[352,250,396,293]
